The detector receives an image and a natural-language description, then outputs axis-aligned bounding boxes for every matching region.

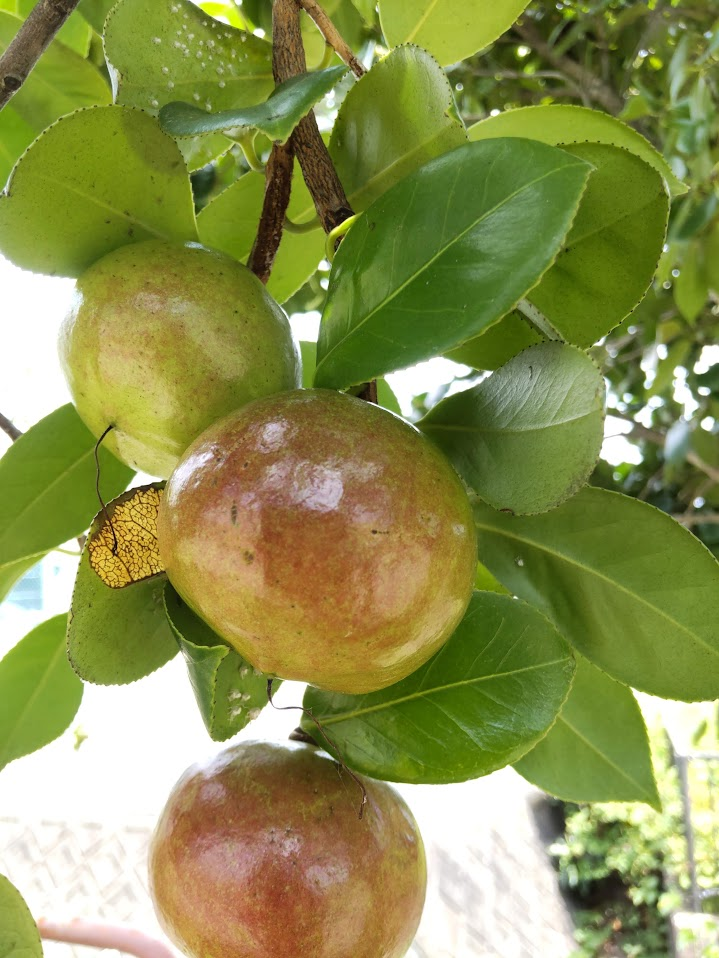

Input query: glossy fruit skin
[58,240,301,478]
[158,388,477,693]
[148,741,427,958]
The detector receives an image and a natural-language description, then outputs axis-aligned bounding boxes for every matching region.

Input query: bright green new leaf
[0,11,110,184]
[105,0,273,169]
[475,487,719,701]
[0,106,198,277]
[160,66,346,143]
[420,343,605,514]
[0,615,83,771]
[302,591,575,784]
[77,0,114,33]
[164,585,272,741]
[329,45,467,211]
[196,171,325,304]
[68,515,177,684]
[379,0,531,67]
[526,143,669,347]
[15,0,92,55]
[445,310,542,371]
[0,405,133,571]
[0,874,43,958]
[314,138,591,389]
[514,656,660,808]
[468,103,687,197]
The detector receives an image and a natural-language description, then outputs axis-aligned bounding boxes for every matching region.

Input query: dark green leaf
[329,45,467,211]
[314,139,592,389]
[0,405,133,572]
[475,487,719,701]
[379,0,531,67]
[674,241,708,323]
[420,343,605,514]
[197,171,325,304]
[0,874,42,958]
[0,615,82,771]
[468,103,687,197]
[77,0,114,33]
[164,584,272,741]
[526,144,669,347]
[514,656,660,808]
[68,504,177,684]
[302,591,575,784]
[444,310,542,371]
[160,67,346,143]
[299,340,401,412]
[0,106,198,277]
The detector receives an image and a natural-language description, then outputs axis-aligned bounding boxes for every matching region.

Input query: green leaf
[475,487,719,701]
[105,0,273,169]
[445,310,542,371]
[298,340,402,412]
[16,0,92,55]
[0,106,198,277]
[302,591,575,784]
[0,615,83,771]
[514,656,660,808]
[328,45,467,212]
[314,139,592,389]
[0,11,110,183]
[77,0,115,33]
[196,171,326,304]
[0,405,133,573]
[159,66,346,143]
[525,144,669,348]
[0,555,43,606]
[68,511,177,685]
[0,874,43,958]
[420,343,605,514]
[379,0,530,67]
[468,103,687,197]
[674,241,708,323]
[164,584,272,741]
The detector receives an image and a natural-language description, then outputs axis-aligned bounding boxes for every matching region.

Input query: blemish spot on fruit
[231,503,238,524]
[243,550,254,564]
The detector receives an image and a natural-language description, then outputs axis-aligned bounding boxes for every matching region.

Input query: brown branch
[0,410,22,441]
[38,919,175,958]
[673,513,719,527]
[513,18,624,115]
[0,0,81,113]
[294,0,365,78]
[247,142,295,283]
[273,0,353,234]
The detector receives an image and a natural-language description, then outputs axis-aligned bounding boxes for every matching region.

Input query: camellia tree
[0,0,718,954]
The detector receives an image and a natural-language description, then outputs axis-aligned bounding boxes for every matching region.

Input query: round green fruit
[148,740,427,958]
[58,240,300,478]
[158,388,477,693]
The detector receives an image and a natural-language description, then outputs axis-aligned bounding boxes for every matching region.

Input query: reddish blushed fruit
[148,741,427,958]
[157,388,477,693]
[59,240,300,478]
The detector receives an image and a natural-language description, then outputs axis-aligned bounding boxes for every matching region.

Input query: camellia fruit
[158,388,477,693]
[148,740,427,958]
[58,239,300,478]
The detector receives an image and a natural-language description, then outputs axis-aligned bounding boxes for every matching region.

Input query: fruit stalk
[0,0,81,112]
[0,410,22,441]
[38,918,175,958]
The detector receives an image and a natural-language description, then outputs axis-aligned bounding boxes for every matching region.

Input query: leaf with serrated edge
[314,138,592,389]
[302,591,575,784]
[87,484,164,588]
[0,106,198,277]
[514,656,660,808]
[329,45,467,212]
[379,0,531,67]
[475,487,719,701]
[0,875,43,958]
[468,103,687,197]
[164,584,273,741]
[160,66,346,143]
[420,342,605,514]
[0,615,83,771]
[0,405,133,569]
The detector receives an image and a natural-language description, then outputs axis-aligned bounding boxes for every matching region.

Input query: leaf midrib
[316,656,571,726]
[422,406,600,436]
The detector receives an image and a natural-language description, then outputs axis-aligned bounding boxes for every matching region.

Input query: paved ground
[1,768,577,958]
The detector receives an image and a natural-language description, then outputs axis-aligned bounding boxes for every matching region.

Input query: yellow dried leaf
[88,484,165,588]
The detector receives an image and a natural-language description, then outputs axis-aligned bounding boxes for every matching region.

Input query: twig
[673,513,719,527]
[273,0,353,233]
[294,0,365,77]
[38,918,175,958]
[247,141,294,282]
[0,0,81,113]
[0,410,22,441]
